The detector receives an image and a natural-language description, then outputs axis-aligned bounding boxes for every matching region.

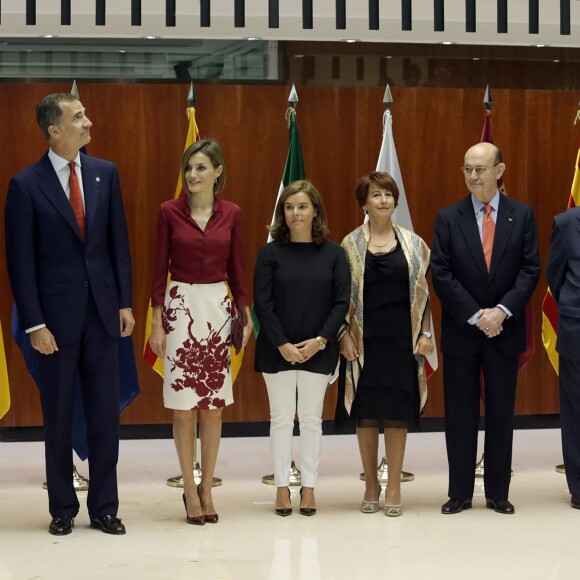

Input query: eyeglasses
[460,163,499,175]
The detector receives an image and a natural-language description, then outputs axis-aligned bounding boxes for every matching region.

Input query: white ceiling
[0,0,578,47]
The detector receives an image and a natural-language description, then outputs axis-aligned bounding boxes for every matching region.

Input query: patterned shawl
[340,222,430,416]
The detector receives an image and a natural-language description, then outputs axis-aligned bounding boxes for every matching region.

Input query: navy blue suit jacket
[5,151,132,346]
[546,207,580,361]
[431,194,540,356]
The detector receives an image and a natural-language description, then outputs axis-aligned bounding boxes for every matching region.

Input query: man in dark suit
[546,206,580,509]
[4,93,134,535]
[431,142,540,515]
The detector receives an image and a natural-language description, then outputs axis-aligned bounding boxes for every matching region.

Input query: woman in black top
[338,172,432,517]
[254,180,350,516]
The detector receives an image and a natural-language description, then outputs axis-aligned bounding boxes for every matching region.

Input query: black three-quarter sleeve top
[253,240,351,375]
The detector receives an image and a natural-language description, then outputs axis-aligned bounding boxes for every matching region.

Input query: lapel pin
[96,177,100,182]
[508,217,513,222]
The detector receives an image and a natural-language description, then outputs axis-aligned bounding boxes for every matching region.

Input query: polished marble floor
[0,429,577,580]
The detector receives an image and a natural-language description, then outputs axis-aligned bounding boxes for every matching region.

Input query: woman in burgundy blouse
[149,140,252,525]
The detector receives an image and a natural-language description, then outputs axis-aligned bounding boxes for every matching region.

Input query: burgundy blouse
[151,196,249,307]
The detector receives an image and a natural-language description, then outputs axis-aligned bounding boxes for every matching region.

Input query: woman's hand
[241,306,253,347]
[149,327,166,358]
[339,332,359,361]
[294,339,320,363]
[414,335,434,356]
[278,342,304,364]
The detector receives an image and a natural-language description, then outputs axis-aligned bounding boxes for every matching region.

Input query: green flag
[253,106,305,336]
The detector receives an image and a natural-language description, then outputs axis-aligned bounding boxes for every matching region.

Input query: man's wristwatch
[316,336,327,350]
[421,331,432,339]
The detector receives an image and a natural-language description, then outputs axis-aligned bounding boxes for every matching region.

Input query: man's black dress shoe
[485,499,515,514]
[571,494,580,509]
[49,516,74,536]
[441,498,472,514]
[90,515,126,535]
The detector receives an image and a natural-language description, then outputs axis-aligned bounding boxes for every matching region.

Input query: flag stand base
[262,460,302,485]
[475,453,514,477]
[43,465,89,492]
[166,464,222,488]
[359,457,415,483]
[475,454,485,478]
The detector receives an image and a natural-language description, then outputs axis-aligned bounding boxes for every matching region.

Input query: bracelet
[337,324,349,341]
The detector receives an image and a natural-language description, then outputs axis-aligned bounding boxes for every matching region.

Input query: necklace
[369,225,395,249]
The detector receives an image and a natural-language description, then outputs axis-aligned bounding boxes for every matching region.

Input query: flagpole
[474,84,494,479]
[261,85,302,487]
[475,84,517,480]
[360,85,415,485]
[166,82,222,489]
[43,80,90,493]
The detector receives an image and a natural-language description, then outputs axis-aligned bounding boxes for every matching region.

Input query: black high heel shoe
[182,493,206,526]
[299,487,317,517]
[275,488,292,517]
[197,483,219,524]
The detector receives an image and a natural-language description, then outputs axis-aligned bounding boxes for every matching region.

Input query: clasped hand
[475,307,506,338]
[279,339,320,364]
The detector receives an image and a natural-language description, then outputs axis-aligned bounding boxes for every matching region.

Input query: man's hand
[119,308,135,337]
[476,307,507,338]
[30,327,58,355]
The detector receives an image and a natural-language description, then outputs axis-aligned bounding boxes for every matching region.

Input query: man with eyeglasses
[431,142,540,516]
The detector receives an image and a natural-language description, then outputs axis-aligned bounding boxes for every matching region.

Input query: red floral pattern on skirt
[162,282,234,410]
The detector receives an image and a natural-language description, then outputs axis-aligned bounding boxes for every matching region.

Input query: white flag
[376,110,438,375]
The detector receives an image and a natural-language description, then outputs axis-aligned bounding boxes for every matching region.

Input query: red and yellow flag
[481,109,535,371]
[143,108,244,381]
[542,146,580,374]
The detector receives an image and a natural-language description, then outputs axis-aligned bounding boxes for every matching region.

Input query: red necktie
[482,204,495,271]
[68,162,85,241]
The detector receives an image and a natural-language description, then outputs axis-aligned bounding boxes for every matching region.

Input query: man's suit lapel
[35,153,82,239]
[457,196,488,277]
[489,195,514,281]
[80,153,100,241]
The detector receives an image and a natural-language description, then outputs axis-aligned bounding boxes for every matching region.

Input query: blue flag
[11,306,139,461]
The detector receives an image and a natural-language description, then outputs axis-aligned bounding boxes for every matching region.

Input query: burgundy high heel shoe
[197,484,219,524]
[182,493,206,526]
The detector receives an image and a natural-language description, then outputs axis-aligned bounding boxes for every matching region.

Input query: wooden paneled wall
[0,83,575,427]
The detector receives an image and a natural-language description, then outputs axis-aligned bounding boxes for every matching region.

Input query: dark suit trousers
[443,341,519,501]
[35,294,120,518]
[559,356,580,496]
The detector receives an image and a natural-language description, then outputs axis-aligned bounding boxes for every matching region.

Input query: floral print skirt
[162,280,233,410]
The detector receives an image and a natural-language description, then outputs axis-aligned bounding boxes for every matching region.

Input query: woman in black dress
[338,172,433,516]
[254,180,350,516]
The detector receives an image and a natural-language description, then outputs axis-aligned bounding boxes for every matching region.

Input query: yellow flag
[0,321,10,419]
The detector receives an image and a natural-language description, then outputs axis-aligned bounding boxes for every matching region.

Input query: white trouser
[263,370,330,488]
